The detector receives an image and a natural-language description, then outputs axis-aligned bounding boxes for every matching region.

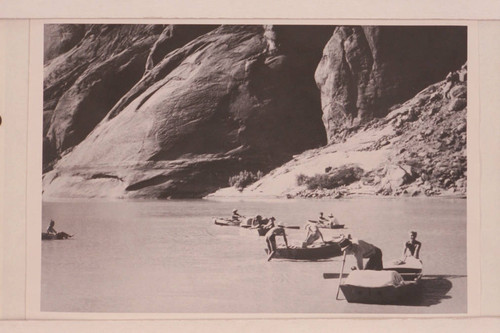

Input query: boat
[339,269,420,304]
[318,224,345,229]
[339,258,423,304]
[41,232,72,240]
[265,241,342,260]
[309,220,345,229]
[213,218,242,227]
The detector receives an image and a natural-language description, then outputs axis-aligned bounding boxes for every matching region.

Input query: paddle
[323,272,349,279]
[284,225,300,230]
[336,251,347,300]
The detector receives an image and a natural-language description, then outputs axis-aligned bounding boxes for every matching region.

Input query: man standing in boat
[339,236,383,270]
[303,220,325,247]
[266,224,288,261]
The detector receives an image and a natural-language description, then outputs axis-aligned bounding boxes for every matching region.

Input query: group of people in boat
[230,209,343,261]
[318,211,341,228]
[230,209,422,267]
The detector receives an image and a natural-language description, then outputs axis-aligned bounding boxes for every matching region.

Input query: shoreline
[41,193,467,203]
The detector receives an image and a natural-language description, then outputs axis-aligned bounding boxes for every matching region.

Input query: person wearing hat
[303,220,325,247]
[231,209,243,221]
[265,224,288,261]
[339,236,383,270]
[402,231,421,260]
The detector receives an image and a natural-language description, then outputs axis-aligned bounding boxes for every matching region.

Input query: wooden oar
[336,251,347,300]
[323,272,349,279]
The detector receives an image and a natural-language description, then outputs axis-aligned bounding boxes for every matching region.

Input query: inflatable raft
[213,218,242,227]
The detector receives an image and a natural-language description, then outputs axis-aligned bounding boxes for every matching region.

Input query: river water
[41,197,466,314]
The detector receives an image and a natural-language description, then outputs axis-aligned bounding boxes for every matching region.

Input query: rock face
[43,24,216,168]
[44,24,86,63]
[315,26,467,143]
[43,24,467,199]
[43,25,333,198]
[214,65,467,199]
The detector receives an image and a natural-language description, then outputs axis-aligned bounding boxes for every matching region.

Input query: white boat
[340,258,423,304]
[340,269,420,304]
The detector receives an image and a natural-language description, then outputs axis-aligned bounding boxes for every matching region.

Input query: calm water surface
[41,198,466,314]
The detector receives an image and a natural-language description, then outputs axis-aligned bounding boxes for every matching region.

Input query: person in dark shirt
[403,231,422,260]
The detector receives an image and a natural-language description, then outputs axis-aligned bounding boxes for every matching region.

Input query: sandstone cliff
[315,26,467,143]
[43,24,333,198]
[43,24,216,168]
[42,24,467,199]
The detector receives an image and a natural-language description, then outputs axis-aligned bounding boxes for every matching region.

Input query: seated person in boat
[402,231,421,260]
[303,220,325,247]
[266,225,288,261]
[339,236,383,270]
[327,213,340,227]
[232,209,243,221]
[47,220,57,234]
[318,212,329,226]
[46,220,72,239]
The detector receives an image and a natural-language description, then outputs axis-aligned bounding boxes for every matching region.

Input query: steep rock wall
[315,26,467,143]
[43,24,214,168]
[43,25,333,198]
[44,24,86,63]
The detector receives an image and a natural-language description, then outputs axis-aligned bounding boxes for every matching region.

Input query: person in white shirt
[303,220,325,246]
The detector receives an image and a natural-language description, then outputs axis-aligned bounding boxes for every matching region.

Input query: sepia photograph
[40,23,468,314]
